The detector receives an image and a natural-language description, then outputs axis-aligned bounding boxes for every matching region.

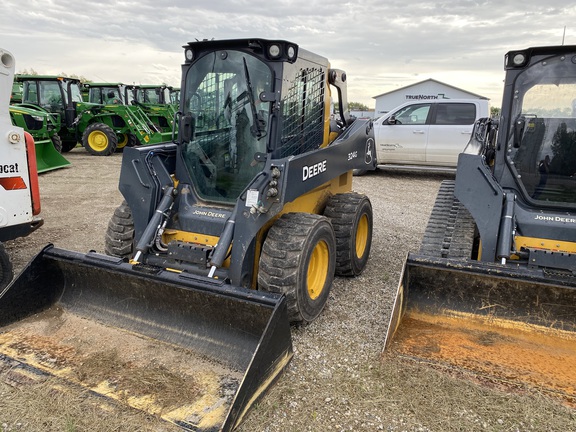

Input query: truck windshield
[181,50,272,204]
[509,53,576,205]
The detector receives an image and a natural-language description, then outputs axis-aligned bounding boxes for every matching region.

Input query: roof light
[185,48,194,62]
[287,45,296,60]
[512,53,526,66]
[268,44,281,58]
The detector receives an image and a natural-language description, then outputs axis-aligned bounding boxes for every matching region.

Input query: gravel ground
[2,149,575,431]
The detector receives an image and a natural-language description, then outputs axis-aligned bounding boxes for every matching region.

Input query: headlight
[287,45,296,60]
[185,48,194,61]
[512,53,526,66]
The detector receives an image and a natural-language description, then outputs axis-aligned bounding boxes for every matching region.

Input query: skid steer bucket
[35,139,71,173]
[0,245,292,431]
[384,254,576,405]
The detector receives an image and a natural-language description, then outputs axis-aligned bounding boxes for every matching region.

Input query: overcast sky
[2,1,575,108]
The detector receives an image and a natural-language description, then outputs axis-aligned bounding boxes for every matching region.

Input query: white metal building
[373,78,489,117]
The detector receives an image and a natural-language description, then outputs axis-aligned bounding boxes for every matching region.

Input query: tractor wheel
[0,242,13,290]
[259,213,336,324]
[105,201,135,259]
[116,133,130,152]
[324,192,373,276]
[61,140,78,153]
[82,123,118,156]
[128,133,141,147]
[50,134,63,153]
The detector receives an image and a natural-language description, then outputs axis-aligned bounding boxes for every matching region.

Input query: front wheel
[324,192,373,276]
[82,123,118,156]
[259,213,336,324]
[0,243,13,290]
[105,201,135,258]
[50,134,63,153]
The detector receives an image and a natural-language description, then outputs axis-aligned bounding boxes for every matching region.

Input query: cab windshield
[181,50,272,204]
[509,54,576,205]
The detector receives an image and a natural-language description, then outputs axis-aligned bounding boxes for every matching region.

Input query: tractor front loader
[385,45,576,404]
[9,104,70,173]
[0,48,43,289]
[0,38,376,431]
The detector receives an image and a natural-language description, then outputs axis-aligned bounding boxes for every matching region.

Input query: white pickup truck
[362,99,489,173]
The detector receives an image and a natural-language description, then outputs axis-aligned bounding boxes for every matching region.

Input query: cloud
[1,0,576,107]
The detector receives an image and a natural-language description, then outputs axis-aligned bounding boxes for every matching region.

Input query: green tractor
[132,84,177,137]
[83,82,170,145]
[9,103,71,173]
[15,75,169,156]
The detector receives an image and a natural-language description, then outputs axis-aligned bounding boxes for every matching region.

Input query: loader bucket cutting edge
[35,141,71,173]
[384,254,576,405]
[0,245,293,431]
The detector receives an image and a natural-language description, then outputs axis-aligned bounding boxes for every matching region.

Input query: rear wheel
[105,201,135,258]
[324,192,373,276]
[82,123,117,156]
[259,213,336,324]
[0,243,13,290]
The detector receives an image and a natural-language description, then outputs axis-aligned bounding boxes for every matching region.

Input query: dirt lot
[1,149,575,431]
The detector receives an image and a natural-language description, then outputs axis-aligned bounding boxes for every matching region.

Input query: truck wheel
[128,133,141,147]
[50,134,63,153]
[259,213,336,324]
[324,192,373,276]
[82,123,118,156]
[0,243,13,290]
[105,201,135,259]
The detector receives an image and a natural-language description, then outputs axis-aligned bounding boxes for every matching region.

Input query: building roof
[372,78,488,100]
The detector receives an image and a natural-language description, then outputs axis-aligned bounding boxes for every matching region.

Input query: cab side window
[434,103,476,125]
[390,104,431,125]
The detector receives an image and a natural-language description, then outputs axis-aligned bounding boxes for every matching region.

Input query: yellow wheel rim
[88,130,109,152]
[355,214,369,258]
[307,240,329,300]
[117,133,128,149]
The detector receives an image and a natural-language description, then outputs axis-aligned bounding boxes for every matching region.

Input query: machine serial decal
[302,160,327,181]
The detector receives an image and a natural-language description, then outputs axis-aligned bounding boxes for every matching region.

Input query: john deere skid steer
[385,45,576,403]
[0,39,376,431]
[0,48,43,289]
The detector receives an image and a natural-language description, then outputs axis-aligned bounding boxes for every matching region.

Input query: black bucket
[0,245,293,431]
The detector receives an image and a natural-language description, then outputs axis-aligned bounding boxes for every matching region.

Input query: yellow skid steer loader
[0,39,376,431]
[385,45,576,404]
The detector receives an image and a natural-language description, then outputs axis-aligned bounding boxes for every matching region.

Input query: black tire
[419,180,476,259]
[61,140,78,153]
[258,213,336,324]
[82,123,118,156]
[128,133,141,147]
[353,169,368,176]
[324,192,373,276]
[50,134,63,153]
[0,242,14,290]
[105,201,135,258]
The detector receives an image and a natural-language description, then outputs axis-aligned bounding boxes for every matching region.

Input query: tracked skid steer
[385,45,576,404]
[0,39,376,431]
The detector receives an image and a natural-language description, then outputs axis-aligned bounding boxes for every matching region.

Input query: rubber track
[419,180,475,259]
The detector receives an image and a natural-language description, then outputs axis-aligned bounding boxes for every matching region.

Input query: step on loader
[0,39,376,431]
[385,45,576,405]
[0,48,43,289]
